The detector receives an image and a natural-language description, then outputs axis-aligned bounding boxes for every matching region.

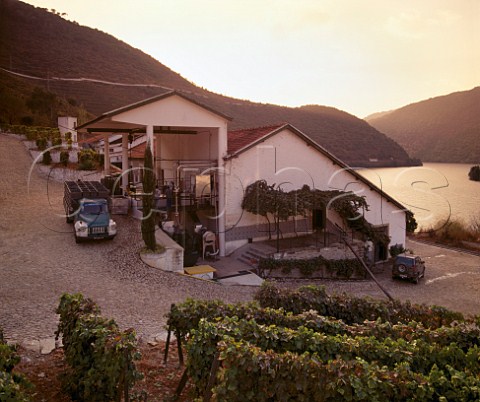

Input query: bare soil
[15,341,193,402]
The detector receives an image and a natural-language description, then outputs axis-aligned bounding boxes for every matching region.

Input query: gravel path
[1,133,480,346]
[0,134,256,344]
[287,238,480,316]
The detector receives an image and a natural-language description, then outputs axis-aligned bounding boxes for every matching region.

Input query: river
[358,163,480,230]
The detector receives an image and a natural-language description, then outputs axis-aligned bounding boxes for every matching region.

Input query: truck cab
[73,199,117,243]
[64,181,117,243]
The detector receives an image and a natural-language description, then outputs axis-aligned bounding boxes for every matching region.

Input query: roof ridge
[228,122,287,133]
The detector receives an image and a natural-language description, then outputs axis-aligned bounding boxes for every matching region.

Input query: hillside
[0,0,419,167]
[366,87,480,163]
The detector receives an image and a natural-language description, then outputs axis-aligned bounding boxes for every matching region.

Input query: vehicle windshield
[396,256,414,266]
[82,203,106,215]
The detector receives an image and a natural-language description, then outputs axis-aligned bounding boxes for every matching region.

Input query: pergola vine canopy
[241,180,389,244]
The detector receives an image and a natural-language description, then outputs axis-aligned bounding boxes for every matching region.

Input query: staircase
[237,244,275,269]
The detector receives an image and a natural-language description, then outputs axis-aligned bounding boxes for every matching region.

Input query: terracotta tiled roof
[130,141,146,159]
[77,133,104,145]
[227,124,286,154]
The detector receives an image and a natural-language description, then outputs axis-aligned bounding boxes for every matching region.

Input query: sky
[22,0,480,118]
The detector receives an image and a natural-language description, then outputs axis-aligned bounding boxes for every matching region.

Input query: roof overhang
[77,90,232,135]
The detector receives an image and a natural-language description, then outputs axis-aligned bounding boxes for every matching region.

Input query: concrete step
[237,246,273,268]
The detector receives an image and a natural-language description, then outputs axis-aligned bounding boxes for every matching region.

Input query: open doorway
[312,208,325,231]
[373,225,389,262]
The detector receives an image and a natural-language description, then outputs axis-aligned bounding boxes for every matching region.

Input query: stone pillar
[217,123,228,257]
[122,133,129,192]
[103,133,110,175]
[155,132,162,185]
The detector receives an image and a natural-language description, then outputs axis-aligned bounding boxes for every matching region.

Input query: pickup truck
[64,181,117,243]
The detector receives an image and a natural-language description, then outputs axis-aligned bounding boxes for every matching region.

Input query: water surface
[358,163,480,230]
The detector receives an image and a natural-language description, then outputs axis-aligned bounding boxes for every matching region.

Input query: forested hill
[0,0,419,167]
[366,87,480,163]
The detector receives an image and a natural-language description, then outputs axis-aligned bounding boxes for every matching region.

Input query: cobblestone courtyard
[0,134,256,345]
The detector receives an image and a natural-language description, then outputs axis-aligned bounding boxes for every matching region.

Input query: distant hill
[0,0,419,167]
[366,87,480,163]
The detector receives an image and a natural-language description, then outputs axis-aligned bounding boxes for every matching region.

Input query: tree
[141,141,156,251]
[0,88,24,125]
[468,165,480,182]
[242,180,275,239]
[26,87,57,124]
[406,211,418,233]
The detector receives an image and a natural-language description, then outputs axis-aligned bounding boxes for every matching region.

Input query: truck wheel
[397,264,407,274]
[75,234,81,244]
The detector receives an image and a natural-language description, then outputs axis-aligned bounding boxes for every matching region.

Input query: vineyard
[3,283,480,401]
[167,282,479,401]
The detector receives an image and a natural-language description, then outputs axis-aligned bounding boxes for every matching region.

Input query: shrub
[167,299,479,349]
[435,220,477,245]
[187,317,480,397]
[168,292,478,401]
[42,150,52,165]
[258,256,364,279]
[78,149,98,170]
[389,243,407,257]
[471,214,480,235]
[419,218,480,246]
[0,327,32,401]
[255,282,463,327]
[51,137,62,147]
[35,137,47,151]
[212,340,480,402]
[55,293,142,401]
[65,132,73,150]
[60,150,69,166]
[20,116,34,126]
[25,127,38,141]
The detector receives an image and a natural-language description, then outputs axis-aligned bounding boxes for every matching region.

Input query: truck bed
[64,181,110,200]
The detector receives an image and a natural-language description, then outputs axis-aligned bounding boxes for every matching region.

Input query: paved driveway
[277,238,480,317]
[0,134,256,344]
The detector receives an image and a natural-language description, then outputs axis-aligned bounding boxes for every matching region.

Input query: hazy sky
[22,0,480,117]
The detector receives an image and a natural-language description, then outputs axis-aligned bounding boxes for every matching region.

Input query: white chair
[202,231,217,259]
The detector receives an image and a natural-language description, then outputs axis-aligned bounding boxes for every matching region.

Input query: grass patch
[140,244,166,254]
[417,217,480,248]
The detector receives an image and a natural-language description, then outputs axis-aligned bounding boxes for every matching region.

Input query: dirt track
[1,133,480,346]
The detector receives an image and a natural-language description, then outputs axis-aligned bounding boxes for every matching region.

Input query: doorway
[312,208,325,231]
[373,225,389,262]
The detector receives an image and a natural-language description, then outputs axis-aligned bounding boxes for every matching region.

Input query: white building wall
[112,95,227,128]
[224,128,406,254]
[58,116,78,144]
